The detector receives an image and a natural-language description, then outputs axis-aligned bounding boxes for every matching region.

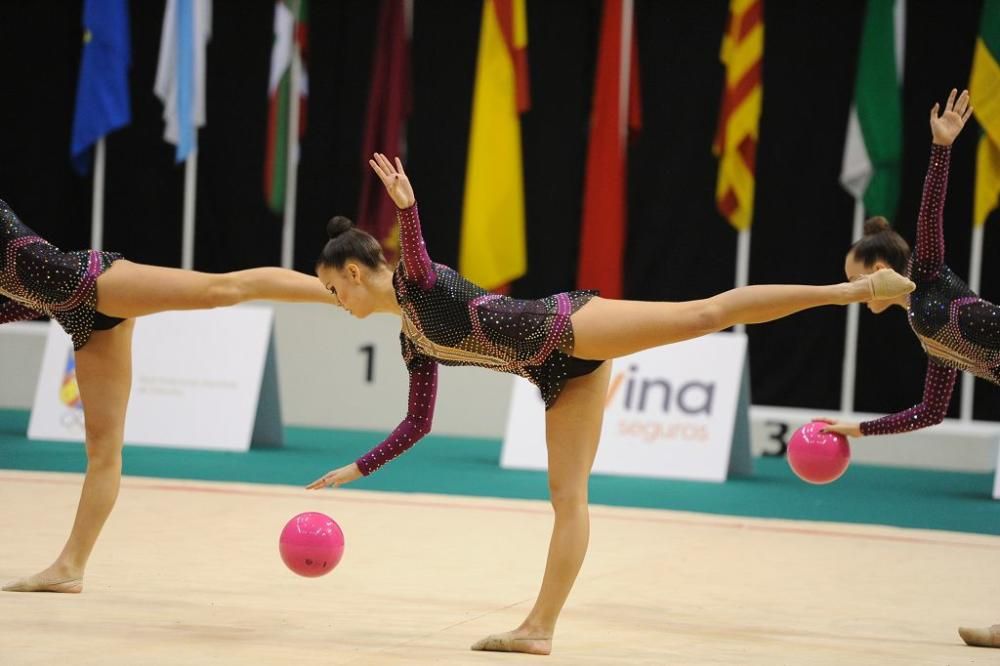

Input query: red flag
[357,0,411,262]
[576,0,642,299]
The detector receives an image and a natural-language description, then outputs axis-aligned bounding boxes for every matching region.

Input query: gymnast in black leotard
[1,201,339,595]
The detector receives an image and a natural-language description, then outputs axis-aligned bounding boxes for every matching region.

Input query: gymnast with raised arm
[305,153,914,655]
[817,89,998,650]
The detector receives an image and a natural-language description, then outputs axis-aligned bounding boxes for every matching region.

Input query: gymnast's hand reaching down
[307,462,362,490]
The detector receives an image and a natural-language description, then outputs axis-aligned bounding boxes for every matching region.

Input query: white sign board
[995,444,1000,500]
[28,306,281,451]
[501,332,751,482]
[268,304,515,438]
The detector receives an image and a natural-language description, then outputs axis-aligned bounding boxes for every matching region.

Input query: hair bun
[326,215,354,239]
[862,216,891,236]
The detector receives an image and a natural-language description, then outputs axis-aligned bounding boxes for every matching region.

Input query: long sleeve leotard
[860,145,1000,435]
[354,205,601,475]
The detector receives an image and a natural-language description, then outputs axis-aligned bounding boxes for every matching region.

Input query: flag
[840,0,904,217]
[265,0,309,214]
[576,0,642,299]
[357,0,411,261]
[713,0,764,231]
[459,0,530,292]
[154,0,212,163]
[70,0,131,175]
[970,0,1000,227]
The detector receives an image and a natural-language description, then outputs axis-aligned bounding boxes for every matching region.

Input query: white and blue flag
[155,0,212,163]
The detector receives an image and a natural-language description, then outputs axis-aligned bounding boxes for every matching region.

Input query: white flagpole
[618,0,633,143]
[281,0,301,270]
[839,198,865,414]
[836,0,905,415]
[179,0,210,271]
[733,229,751,333]
[182,147,198,270]
[91,137,106,251]
[960,224,985,421]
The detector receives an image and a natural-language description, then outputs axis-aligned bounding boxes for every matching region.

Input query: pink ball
[787,421,851,484]
[279,512,345,577]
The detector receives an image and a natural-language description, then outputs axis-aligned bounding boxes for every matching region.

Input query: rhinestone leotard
[355,204,601,475]
[0,200,122,350]
[860,145,1000,436]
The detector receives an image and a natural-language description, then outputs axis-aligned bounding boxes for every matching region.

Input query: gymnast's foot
[471,627,552,655]
[2,565,83,593]
[863,268,915,300]
[958,624,1000,648]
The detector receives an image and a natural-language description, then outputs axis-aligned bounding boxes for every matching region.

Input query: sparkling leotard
[860,145,1000,435]
[355,204,601,475]
[0,200,122,350]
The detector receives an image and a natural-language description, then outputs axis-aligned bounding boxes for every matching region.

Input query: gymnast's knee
[83,431,123,469]
[81,403,125,464]
[548,483,589,515]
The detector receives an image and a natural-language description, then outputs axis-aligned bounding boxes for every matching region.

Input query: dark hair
[316,216,387,270]
[848,216,910,274]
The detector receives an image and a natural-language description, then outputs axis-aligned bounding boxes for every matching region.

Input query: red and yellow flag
[459,0,530,291]
[713,0,763,231]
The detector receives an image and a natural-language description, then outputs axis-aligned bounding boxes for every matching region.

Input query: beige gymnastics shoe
[2,575,83,593]
[958,624,1000,648]
[866,268,915,300]
[470,631,552,655]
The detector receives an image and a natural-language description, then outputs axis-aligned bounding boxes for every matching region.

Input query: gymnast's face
[844,251,894,314]
[317,262,377,318]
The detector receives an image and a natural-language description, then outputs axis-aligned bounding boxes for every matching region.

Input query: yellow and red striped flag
[459,0,530,292]
[713,0,764,231]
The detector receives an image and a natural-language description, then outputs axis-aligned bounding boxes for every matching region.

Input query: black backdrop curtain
[1,0,996,420]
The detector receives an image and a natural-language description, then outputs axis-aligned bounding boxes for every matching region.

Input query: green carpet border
[1,409,997,536]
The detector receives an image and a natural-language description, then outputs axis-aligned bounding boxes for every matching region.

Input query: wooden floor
[1,469,997,665]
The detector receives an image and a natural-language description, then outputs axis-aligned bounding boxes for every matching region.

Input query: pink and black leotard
[0,200,123,350]
[354,204,601,475]
[860,145,1000,436]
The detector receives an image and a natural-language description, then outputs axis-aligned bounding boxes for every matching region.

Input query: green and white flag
[839,0,905,414]
[840,0,905,218]
[265,0,308,214]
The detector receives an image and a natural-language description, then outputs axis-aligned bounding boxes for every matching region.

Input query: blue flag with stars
[70,0,131,175]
